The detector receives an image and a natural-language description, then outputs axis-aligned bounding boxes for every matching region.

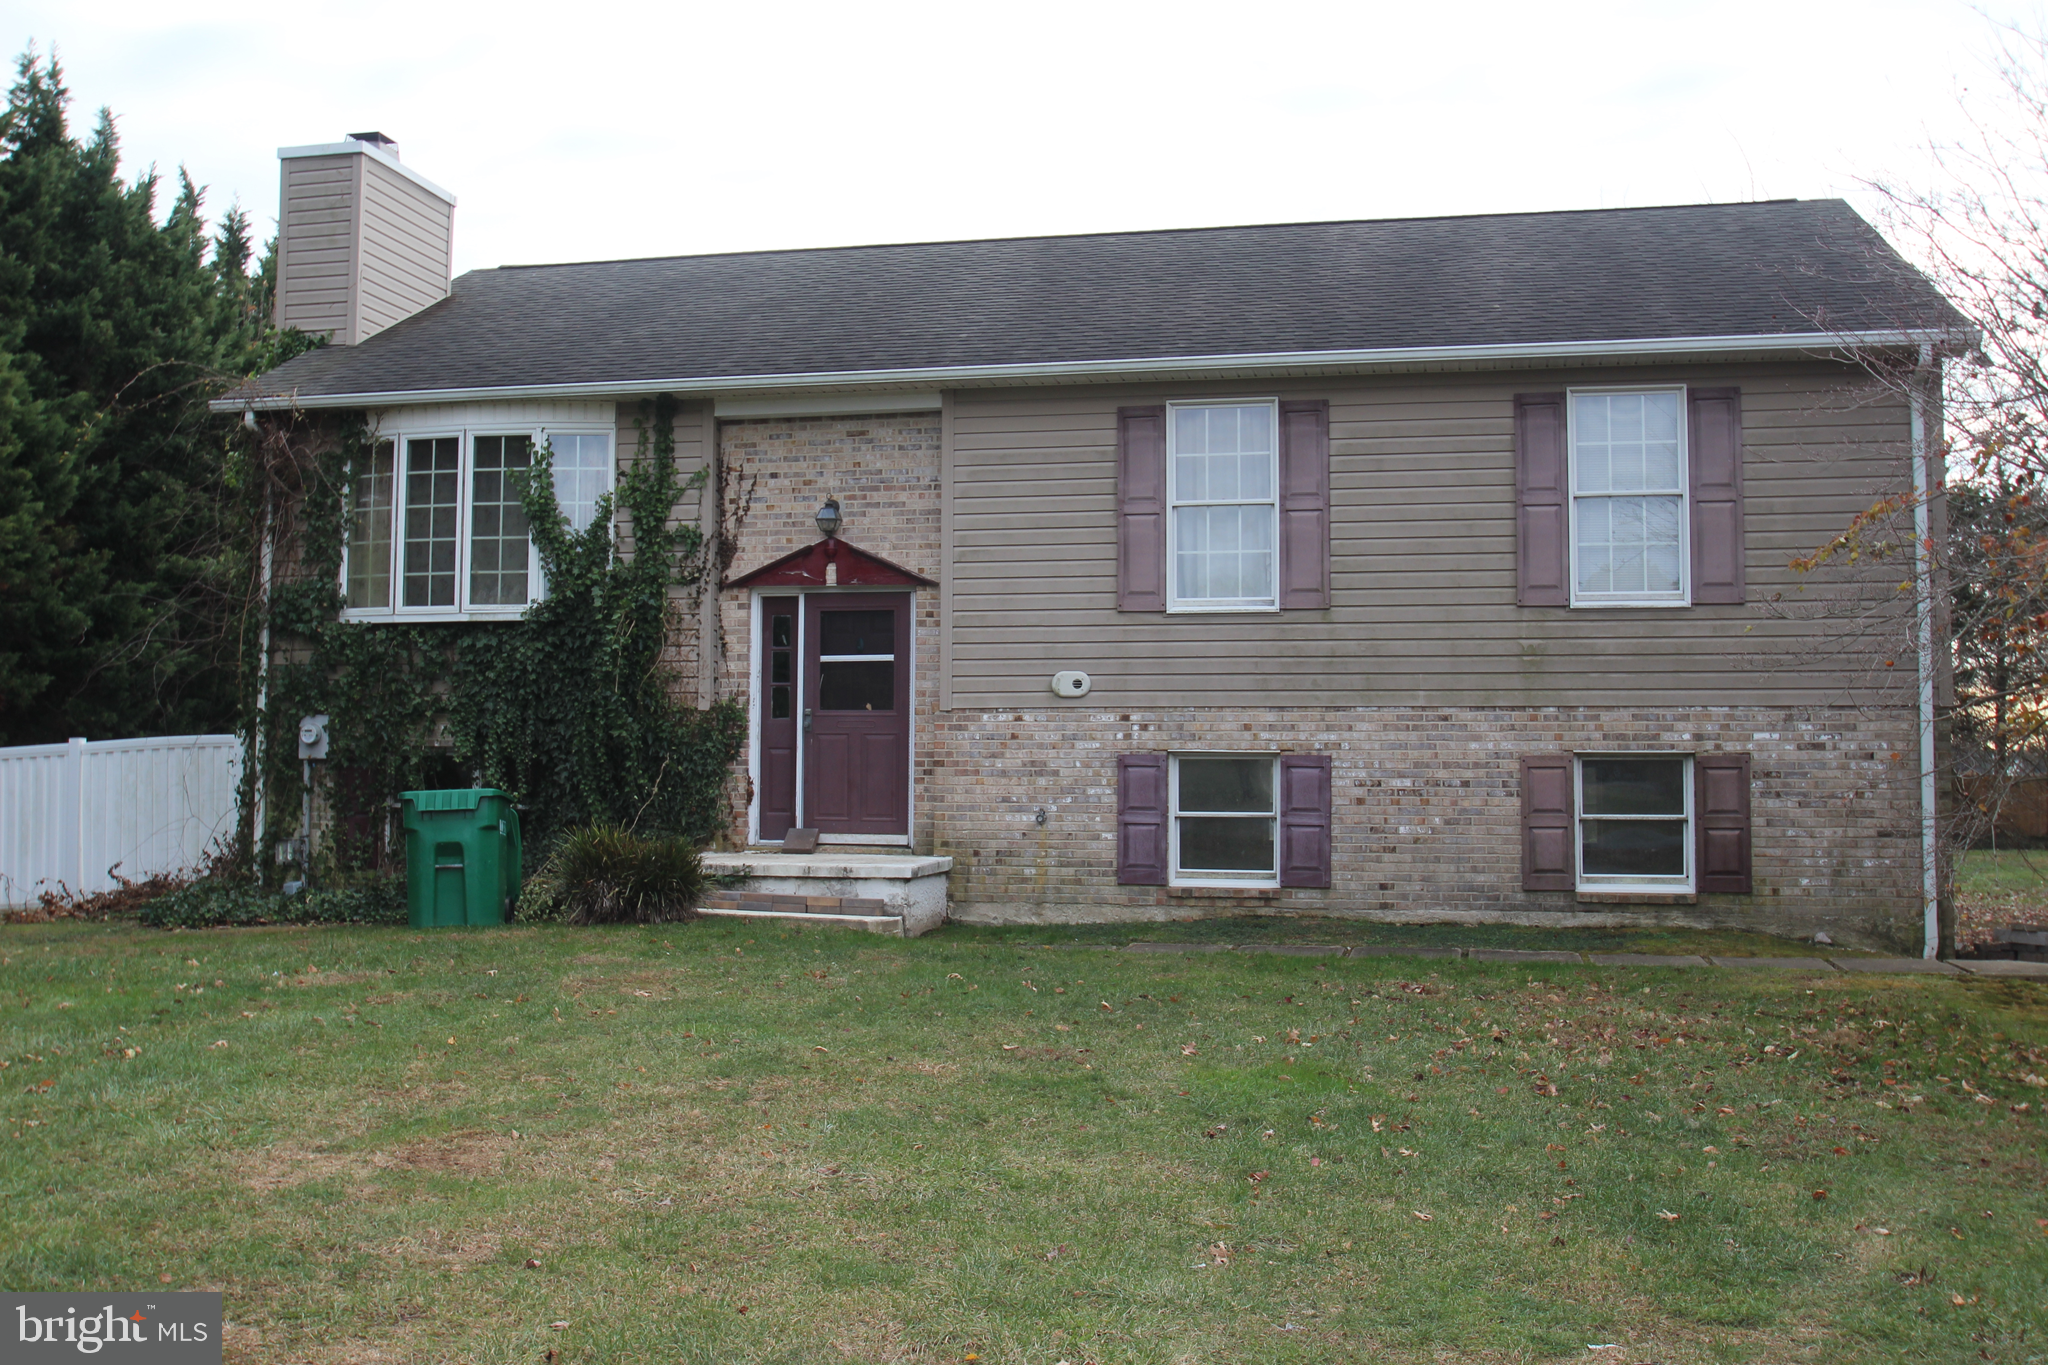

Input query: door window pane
[471,435,532,606]
[818,661,893,711]
[402,437,460,607]
[820,610,894,656]
[347,439,395,609]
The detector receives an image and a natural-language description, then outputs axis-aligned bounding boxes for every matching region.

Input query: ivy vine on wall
[250,395,743,880]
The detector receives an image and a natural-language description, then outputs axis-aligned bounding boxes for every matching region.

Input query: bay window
[343,427,614,618]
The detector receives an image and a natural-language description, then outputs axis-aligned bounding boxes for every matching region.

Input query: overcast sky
[3,0,2035,277]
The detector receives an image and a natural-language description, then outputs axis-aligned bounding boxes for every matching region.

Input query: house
[221,133,1964,950]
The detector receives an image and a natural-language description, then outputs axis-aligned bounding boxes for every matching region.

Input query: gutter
[210,327,1957,413]
[1911,343,1942,958]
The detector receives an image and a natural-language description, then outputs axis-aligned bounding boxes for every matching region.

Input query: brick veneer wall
[713,413,944,843]
[921,704,1923,950]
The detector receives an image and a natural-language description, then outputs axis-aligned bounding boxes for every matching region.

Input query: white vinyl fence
[0,735,242,908]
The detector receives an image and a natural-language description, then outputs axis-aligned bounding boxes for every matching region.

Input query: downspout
[1911,345,1940,957]
[249,410,272,861]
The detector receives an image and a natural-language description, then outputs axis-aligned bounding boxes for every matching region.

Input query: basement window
[1171,754,1279,886]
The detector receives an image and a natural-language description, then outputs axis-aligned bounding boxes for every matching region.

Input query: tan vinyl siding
[275,154,357,338]
[275,149,451,345]
[355,157,454,340]
[947,363,1911,710]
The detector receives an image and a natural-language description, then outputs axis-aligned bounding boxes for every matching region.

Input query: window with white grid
[1168,400,1278,610]
[546,431,614,532]
[1569,388,1688,605]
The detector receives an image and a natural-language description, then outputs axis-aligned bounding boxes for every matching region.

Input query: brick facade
[921,705,1922,950]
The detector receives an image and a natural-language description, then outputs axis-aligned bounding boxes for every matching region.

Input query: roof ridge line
[485,198,1824,274]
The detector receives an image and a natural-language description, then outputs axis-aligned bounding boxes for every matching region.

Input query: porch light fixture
[815,497,843,539]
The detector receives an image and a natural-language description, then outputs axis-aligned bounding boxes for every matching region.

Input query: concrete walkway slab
[1350,945,1463,959]
[1831,957,1962,974]
[1956,959,2048,978]
[1125,942,1229,954]
[1236,943,1346,956]
[1469,949,1584,964]
[1709,956,1837,971]
[1588,953,1709,967]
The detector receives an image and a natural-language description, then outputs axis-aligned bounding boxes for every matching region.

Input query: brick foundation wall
[922,704,1923,950]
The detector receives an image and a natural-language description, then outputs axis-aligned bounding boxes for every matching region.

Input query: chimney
[274,133,456,345]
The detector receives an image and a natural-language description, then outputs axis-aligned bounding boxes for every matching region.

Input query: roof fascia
[276,140,458,206]
[210,328,1956,413]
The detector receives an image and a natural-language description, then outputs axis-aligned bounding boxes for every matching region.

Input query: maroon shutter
[1118,406,1167,611]
[1278,754,1332,888]
[1521,754,1574,891]
[1689,387,1745,604]
[1696,753,1753,893]
[1516,394,1570,607]
[1278,399,1330,610]
[1116,753,1169,885]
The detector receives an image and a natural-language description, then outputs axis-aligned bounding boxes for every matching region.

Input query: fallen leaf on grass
[1412,1211,1433,1222]
[1181,1044,1198,1056]
[1657,1211,1680,1222]
[550,1320,570,1330]
[1813,1190,1829,1201]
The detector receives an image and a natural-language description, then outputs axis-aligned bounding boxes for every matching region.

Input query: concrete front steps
[697,852,952,937]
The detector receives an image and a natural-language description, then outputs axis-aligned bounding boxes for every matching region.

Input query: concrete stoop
[698,852,952,937]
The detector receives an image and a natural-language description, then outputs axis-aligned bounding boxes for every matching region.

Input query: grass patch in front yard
[2,919,2044,1363]
[1957,849,2048,898]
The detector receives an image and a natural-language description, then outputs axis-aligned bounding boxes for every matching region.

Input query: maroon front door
[803,592,910,837]
[757,596,799,840]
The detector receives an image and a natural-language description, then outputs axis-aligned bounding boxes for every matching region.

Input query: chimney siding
[275,138,455,346]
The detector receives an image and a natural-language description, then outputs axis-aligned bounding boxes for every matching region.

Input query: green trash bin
[399,789,522,927]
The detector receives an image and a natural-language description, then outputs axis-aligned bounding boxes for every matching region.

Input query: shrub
[138,874,406,929]
[540,825,705,925]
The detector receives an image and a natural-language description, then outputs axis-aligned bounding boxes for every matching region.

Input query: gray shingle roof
[228,199,1960,404]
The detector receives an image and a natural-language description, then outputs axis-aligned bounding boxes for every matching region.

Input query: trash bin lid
[400,788,505,812]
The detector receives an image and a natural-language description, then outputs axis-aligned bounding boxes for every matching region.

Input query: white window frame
[341,424,616,623]
[1168,751,1280,888]
[1165,398,1281,614]
[1574,751,1694,893]
[1566,384,1690,608]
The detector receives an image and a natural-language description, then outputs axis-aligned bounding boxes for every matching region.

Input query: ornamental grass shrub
[525,825,704,925]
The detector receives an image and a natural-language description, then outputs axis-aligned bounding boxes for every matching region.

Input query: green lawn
[1959,849,2048,898]
[3,918,2044,1364]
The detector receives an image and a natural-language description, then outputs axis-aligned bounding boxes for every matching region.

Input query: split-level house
[220,134,1963,950]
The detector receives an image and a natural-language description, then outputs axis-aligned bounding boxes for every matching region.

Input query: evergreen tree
[0,49,297,744]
